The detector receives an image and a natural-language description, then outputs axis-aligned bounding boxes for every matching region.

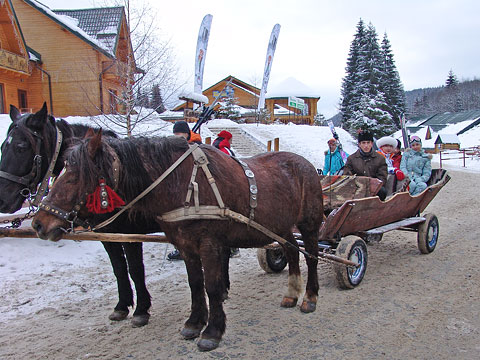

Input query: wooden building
[265,77,320,125]
[11,0,137,117]
[434,134,460,153]
[0,0,44,113]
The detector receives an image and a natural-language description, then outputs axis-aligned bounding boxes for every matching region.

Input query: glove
[395,169,405,181]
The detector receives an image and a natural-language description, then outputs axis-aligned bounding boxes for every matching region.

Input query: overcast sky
[40,0,480,117]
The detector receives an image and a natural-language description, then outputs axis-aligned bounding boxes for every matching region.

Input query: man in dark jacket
[344,130,388,200]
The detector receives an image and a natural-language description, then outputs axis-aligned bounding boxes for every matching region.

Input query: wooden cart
[256,169,450,289]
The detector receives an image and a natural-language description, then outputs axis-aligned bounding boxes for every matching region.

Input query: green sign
[288,96,305,110]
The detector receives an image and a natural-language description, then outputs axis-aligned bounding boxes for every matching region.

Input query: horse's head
[0,103,52,213]
[32,129,110,241]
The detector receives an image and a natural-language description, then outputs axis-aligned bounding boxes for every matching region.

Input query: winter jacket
[344,149,388,185]
[376,149,395,174]
[323,148,348,175]
[189,131,202,144]
[213,137,235,156]
[400,149,432,184]
[391,152,402,170]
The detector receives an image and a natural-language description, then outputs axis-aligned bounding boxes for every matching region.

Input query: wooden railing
[0,49,29,73]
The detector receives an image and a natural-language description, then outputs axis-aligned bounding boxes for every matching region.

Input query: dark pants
[377,186,387,201]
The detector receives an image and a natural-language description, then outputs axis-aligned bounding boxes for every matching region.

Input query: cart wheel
[417,213,439,254]
[334,237,368,289]
[257,247,287,273]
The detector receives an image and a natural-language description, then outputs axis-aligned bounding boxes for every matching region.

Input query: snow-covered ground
[1,112,479,322]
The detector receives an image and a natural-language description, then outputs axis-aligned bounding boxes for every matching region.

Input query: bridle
[38,144,122,233]
[0,124,63,207]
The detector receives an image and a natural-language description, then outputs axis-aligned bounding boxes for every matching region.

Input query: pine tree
[340,19,366,128]
[218,95,241,121]
[150,84,166,114]
[445,69,459,89]
[340,20,402,137]
[380,33,406,128]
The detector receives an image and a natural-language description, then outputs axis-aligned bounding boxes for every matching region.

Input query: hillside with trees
[405,71,480,118]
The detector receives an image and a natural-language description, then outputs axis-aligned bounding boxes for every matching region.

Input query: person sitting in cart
[376,136,405,193]
[400,136,432,196]
[343,130,388,201]
[213,130,235,156]
[323,138,348,175]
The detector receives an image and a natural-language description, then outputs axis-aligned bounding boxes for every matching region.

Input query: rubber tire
[417,213,439,254]
[334,237,368,289]
[257,247,287,273]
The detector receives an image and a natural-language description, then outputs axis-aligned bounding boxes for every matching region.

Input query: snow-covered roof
[267,77,320,99]
[435,134,460,144]
[178,92,209,104]
[23,0,118,58]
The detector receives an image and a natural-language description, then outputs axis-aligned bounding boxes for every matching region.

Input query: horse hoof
[280,296,298,308]
[108,310,128,321]
[131,314,150,327]
[300,300,317,313]
[181,327,201,340]
[197,337,220,351]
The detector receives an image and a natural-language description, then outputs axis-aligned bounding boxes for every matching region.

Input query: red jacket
[391,152,402,170]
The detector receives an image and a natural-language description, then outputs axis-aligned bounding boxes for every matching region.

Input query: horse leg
[280,233,303,308]
[221,245,230,301]
[123,242,151,327]
[180,249,208,341]
[197,240,226,351]
[102,241,133,321]
[297,226,319,313]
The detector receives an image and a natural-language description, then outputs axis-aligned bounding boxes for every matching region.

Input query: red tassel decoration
[86,178,125,214]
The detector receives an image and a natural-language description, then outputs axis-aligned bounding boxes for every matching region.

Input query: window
[18,90,28,111]
[108,89,117,114]
[0,84,4,113]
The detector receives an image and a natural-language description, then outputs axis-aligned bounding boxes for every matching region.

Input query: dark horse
[0,103,152,327]
[32,130,324,351]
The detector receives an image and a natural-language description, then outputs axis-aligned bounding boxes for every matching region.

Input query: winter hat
[357,130,373,142]
[218,130,232,140]
[376,136,397,148]
[327,138,336,145]
[173,121,191,139]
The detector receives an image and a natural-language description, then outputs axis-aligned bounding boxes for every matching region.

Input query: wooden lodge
[7,0,137,117]
[434,134,460,153]
[0,0,44,113]
[172,75,321,125]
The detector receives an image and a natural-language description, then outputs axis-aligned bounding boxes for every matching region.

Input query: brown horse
[32,131,323,351]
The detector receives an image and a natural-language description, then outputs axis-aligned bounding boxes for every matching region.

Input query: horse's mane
[65,135,191,205]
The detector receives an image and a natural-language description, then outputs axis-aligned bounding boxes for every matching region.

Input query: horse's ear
[9,105,21,123]
[87,129,103,159]
[84,128,95,139]
[26,102,48,131]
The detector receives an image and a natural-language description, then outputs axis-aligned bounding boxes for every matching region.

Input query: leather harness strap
[32,127,63,206]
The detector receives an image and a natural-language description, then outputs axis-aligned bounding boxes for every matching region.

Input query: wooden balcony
[0,49,29,74]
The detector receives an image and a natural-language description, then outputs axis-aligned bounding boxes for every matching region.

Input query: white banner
[257,24,281,111]
[194,14,213,94]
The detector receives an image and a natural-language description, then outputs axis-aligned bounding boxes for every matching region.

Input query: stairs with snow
[206,126,266,157]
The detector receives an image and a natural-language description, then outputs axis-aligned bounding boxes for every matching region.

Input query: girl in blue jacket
[400,136,432,195]
[323,138,348,175]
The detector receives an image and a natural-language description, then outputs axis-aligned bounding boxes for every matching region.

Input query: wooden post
[205,137,211,145]
[267,140,272,151]
[463,149,466,167]
[439,151,443,168]
[274,137,280,151]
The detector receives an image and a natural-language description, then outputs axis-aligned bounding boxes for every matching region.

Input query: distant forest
[405,76,480,119]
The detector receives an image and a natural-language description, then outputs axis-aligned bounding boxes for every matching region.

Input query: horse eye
[16,143,29,152]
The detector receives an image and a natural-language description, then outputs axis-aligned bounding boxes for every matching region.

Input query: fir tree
[218,95,241,121]
[150,84,166,114]
[380,33,406,128]
[340,20,402,137]
[445,69,459,89]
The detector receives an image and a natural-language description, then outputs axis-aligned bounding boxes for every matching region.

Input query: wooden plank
[361,217,426,235]
[0,227,169,243]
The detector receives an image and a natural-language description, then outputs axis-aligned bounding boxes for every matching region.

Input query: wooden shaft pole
[0,227,169,243]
